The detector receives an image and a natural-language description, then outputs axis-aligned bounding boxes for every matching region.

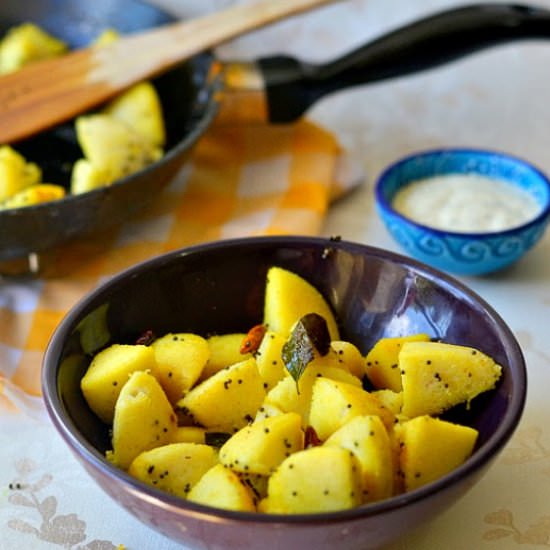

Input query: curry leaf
[282,313,331,383]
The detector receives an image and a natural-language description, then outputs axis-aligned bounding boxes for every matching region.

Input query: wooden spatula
[0,0,339,144]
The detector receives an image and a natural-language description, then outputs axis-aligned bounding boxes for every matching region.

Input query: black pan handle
[258,3,550,122]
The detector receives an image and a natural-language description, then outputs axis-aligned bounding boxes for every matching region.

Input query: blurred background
[150,0,550,251]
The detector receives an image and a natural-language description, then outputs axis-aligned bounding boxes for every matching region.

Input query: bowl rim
[374,147,550,239]
[41,235,527,525]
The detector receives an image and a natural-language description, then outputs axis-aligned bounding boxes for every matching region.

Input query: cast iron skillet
[1,1,550,267]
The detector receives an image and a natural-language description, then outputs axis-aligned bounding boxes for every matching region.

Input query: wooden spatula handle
[0,0,339,144]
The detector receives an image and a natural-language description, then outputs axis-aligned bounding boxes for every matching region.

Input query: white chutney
[392,173,541,233]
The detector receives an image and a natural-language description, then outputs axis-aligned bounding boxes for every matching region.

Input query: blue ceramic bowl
[375,149,550,276]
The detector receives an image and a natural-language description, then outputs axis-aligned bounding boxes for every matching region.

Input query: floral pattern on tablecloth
[5,458,121,550]
[481,425,550,547]
[483,508,550,547]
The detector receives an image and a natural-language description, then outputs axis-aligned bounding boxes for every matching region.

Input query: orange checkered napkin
[0,118,361,413]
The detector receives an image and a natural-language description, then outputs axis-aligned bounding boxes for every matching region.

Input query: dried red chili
[304,426,322,448]
[240,324,267,354]
[135,329,155,346]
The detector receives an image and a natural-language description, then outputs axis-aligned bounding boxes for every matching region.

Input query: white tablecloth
[2,1,550,549]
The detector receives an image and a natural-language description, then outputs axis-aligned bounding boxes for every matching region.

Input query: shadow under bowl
[42,236,526,550]
[375,148,550,276]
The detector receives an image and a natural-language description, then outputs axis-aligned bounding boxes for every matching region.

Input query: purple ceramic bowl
[41,236,526,550]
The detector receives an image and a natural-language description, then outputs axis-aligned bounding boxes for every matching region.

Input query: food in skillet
[70,29,165,195]
[0,22,67,74]
[0,145,66,208]
[80,267,502,514]
[0,24,165,209]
